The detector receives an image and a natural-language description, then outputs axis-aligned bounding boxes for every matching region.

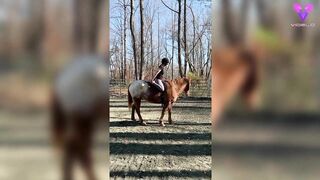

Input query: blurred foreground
[213,0,320,179]
[0,0,109,179]
[0,110,108,180]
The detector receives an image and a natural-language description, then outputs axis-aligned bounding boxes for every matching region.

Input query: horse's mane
[172,77,190,85]
[166,77,190,92]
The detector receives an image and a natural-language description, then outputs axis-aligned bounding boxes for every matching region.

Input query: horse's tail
[128,85,133,110]
[50,91,66,148]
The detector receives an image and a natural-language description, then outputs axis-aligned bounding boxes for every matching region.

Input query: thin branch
[161,0,179,14]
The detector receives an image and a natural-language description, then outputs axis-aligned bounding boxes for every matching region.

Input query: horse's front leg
[168,104,173,124]
[159,105,168,126]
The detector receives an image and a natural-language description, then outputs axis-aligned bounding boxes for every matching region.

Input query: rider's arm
[152,69,161,81]
[152,66,163,81]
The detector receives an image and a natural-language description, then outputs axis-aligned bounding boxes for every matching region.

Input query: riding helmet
[161,58,169,65]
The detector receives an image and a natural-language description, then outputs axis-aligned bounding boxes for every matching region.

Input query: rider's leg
[157,79,165,92]
[154,79,165,92]
[156,79,166,105]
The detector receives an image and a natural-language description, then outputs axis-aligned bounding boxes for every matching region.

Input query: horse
[50,55,107,180]
[212,45,261,126]
[128,77,190,126]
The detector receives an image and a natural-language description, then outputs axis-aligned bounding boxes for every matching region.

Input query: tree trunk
[171,6,175,79]
[189,5,196,71]
[139,0,144,80]
[151,15,154,78]
[120,19,124,80]
[130,0,138,80]
[199,38,204,76]
[177,0,183,77]
[123,0,127,81]
[255,0,275,29]
[27,0,45,61]
[221,0,238,44]
[183,0,187,76]
[239,0,249,43]
[158,12,160,64]
[205,38,211,79]
[73,0,102,53]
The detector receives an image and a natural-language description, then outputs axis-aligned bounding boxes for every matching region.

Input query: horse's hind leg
[131,105,136,121]
[77,118,96,180]
[63,144,75,180]
[159,106,166,126]
[134,99,147,126]
[79,139,95,180]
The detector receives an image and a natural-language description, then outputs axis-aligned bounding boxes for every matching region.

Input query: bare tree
[239,0,249,43]
[255,0,276,29]
[139,0,144,80]
[110,0,212,80]
[73,0,103,53]
[205,38,212,79]
[22,0,45,64]
[161,0,182,77]
[148,4,156,77]
[183,0,187,76]
[157,12,160,64]
[130,0,138,80]
[221,0,238,44]
[221,0,250,44]
[188,5,196,71]
[171,3,176,79]
[123,0,128,80]
[177,0,183,77]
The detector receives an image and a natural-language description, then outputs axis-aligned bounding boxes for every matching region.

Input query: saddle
[146,80,172,105]
[162,81,175,103]
[146,80,168,92]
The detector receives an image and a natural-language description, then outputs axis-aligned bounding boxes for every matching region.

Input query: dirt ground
[3,96,319,180]
[109,98,212,180]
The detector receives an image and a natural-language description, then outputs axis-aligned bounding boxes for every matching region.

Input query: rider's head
[161,58,169,66]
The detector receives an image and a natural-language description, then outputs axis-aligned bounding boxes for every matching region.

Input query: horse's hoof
[160,122,165,127]
[169,121,174,125]
[140,122,147,126]
[131,119,137,121]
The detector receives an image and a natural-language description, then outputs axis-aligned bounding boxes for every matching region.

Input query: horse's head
[212,45,261,125]
[171,77,191,100]
[183,77,191,96]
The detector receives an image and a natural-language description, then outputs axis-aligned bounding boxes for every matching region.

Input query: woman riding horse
[152,58,170,104]
[128,75,190,126]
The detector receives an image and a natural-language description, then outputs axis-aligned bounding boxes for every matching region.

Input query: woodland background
[214,0,320,111]
[110,0,212,81]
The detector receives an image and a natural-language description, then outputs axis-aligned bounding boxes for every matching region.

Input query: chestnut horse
[212,45,261,125]
[128,77,190,126]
